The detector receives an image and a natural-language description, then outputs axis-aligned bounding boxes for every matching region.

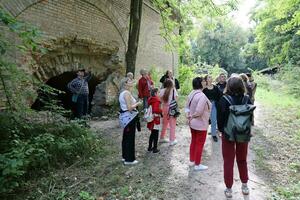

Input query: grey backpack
[223,95,256,142]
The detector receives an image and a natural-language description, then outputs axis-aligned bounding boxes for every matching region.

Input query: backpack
[169,89,180,117]
[144,105,154,122]
[223,95,256,142]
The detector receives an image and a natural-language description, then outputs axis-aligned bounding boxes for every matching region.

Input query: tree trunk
[126,0,143,76]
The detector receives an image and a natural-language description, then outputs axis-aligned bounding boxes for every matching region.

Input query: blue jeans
[143,97,149,110]
[210,101,217,136]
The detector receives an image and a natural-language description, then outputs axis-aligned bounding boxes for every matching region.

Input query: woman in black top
[217,75,252,198]
[203,75,222,142]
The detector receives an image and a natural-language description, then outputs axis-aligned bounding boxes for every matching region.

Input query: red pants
[190,129,207,165]
[222,136,249,188]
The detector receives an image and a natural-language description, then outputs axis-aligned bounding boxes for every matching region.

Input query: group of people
[66,66,257,198]
[118,69,257,199]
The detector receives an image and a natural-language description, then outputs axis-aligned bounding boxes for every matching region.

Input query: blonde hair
[120,77,132,91]
[126,72,134,79]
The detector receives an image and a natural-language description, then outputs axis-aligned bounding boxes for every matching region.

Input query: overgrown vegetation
[253,74,300,200]
[0,8,101,197]
[178,64,226,95]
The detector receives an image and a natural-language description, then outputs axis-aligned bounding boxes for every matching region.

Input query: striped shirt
[68,74,91,95]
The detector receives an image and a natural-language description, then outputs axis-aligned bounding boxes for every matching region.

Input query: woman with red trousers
[185,77,211,171]
[217,76,252,198]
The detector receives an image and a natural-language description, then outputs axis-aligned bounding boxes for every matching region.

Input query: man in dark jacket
[160,70,180,90]
[68,66,91,118]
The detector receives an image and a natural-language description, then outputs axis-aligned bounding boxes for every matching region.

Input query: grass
[256,87,299,109]
[253,76,300,200]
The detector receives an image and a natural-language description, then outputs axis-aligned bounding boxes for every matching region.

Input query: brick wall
[0,0,177,78]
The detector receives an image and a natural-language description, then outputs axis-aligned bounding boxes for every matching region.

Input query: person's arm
[216,85,223,102]
[67,79,77,94]
[84,71,92,82]
[138,79,143,98]
[124,92,141,111]
[160,75,166,84]
[175,79,180,90]
[217,97,229,133]
[252,83,257,100]
[191,96,206,118]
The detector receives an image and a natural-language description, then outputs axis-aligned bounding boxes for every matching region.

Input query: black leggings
[149,129,159,150]
[122,117,137,162]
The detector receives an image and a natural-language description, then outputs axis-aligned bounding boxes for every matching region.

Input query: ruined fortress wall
[0,0,176,78]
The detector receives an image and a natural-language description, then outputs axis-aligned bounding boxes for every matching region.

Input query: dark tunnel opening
[31,72,101,116]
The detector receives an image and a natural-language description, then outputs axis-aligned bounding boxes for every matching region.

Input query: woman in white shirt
[119,77,142,165]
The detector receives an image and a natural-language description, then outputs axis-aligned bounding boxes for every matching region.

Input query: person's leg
[148,130,154,151]
[236,142,249,184]
[190,129,196,162]
[82,95,89,116]
[194,130,207,165]
[152,129,159,150]
[169,117,177,142]
[122,129,126,160]
[222,136,236,189]
[143,97,148,110]
[211,101,217,137]
[160,105,169,140]
[124,118,137,162]
[76,95,84,118]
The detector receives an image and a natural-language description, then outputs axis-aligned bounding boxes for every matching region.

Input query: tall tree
[252,0,300,66]
[192,18,248,73]
[126,0,143,75]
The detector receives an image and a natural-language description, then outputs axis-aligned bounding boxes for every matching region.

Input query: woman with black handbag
[159,79,179,146]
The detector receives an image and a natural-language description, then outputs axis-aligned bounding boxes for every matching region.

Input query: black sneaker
[148,147,153,152]
[213,136,218,142]
[152,149,160,153]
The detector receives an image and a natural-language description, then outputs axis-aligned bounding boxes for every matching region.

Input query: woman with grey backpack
[217,75,255,199]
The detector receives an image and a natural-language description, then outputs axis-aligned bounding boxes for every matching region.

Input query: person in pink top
[185,77,211,171]
[159,79,178,146]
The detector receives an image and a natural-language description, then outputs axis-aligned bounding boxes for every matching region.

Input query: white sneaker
[194,164,208,171]
[121,158,125,162]
[241,183,249,195]
[189,161,195,167]
[124,160,139,165]
[160,138,169,143]
[224,188,233,199]
[169,140,178,146]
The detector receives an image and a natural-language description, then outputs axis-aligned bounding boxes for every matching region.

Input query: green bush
[149,66,163,87]
[178,64,226,95]
[278,66,300,97]
[178,65,195,95]
[0,112,100,194]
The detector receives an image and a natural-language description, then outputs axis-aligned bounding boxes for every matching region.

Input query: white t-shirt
[159,88,178,104]
[119,90,136,111]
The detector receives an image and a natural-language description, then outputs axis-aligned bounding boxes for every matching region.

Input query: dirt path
[90,105,271,200]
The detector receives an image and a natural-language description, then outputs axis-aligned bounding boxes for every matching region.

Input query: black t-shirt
[160,75,180,90]
[203,85,222,102]
[216,82,226,93]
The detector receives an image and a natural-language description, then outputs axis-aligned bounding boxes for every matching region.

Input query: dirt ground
[90,106,271,200]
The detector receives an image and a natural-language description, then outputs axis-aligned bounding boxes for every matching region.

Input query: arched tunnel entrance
[31,72,101,116]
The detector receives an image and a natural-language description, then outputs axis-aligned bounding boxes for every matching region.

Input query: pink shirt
[185,90,211,131]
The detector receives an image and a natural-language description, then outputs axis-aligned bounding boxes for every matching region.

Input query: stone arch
[0,0,128,47]
[33,37,124,82]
